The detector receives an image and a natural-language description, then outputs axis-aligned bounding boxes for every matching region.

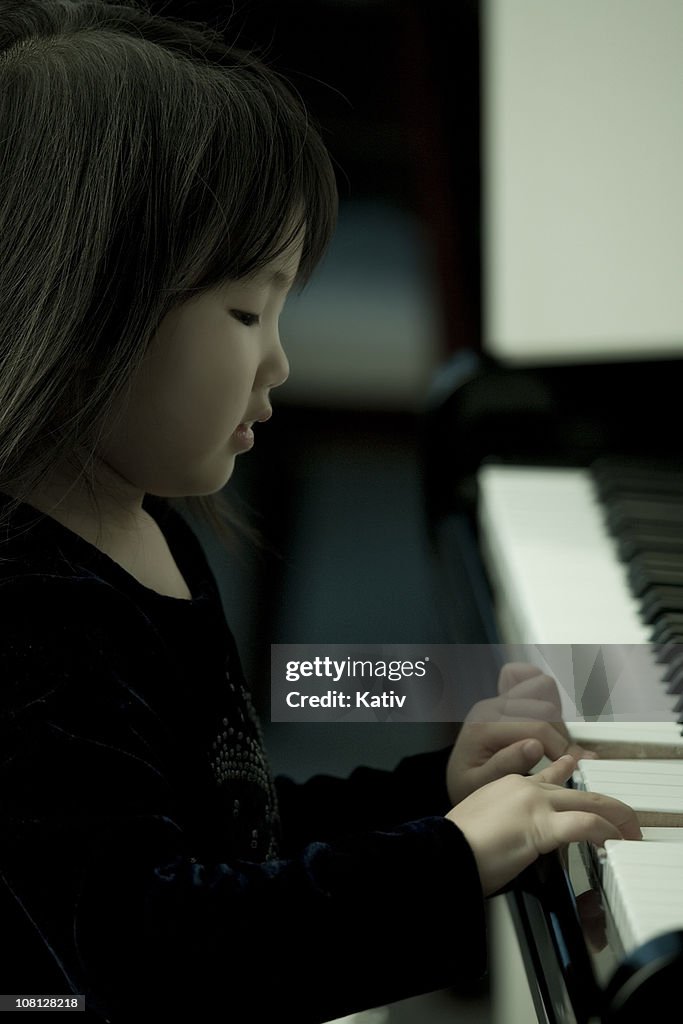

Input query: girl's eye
[231,310,260,328]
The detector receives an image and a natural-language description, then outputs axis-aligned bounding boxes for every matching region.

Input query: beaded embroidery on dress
[208,662,280,863]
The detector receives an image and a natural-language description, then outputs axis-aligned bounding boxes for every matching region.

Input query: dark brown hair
[0,0,338,552]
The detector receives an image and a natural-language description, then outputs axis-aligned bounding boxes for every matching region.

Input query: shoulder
[0,577,170,715]
[0,572,164,640]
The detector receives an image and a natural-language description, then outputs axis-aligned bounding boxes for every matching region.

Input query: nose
[265,332,290,389]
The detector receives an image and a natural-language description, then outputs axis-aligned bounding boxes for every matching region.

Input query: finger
[498,697,565,724]
[474,737,545,785]
[463,721,580,762]
[544,788,643,840]
[498,662,549,695]
[462,713,597,764]
[501,727,595,761]
[566,741,599,761]
[503,684,570,741]
[500,673,563,712]
[499,702,596,756]
[542,809,624,851]
[533,753,577,786]
[467,695,560,725]
[497,668,577,743]
[555,722,574,745]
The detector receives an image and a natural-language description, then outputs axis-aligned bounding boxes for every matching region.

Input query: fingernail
[523,740,542,758]
[583,749,599,759]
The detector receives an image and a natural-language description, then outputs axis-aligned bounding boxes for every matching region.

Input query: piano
[471,450,683,1020]
[420,353,683,1023]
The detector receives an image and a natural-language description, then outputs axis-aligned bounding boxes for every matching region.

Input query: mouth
[233,423,255,450]
[231,405,270,450]
[232,407,271,451]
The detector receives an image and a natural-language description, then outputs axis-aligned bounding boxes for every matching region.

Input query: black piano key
[591,457,683,493]
[607,494,683,513]
[632,553,683,573]
[618,528,683,561]
[661,653,683,682]
[606,499,683,534]
[666,668,683,696]
[590,459,683,662]
[628,565,683,597]
[597,474,683,498]
[654,640,683,662]
[659,643,683,667]
[651,613,683,636]
[651,627,683,646]
[640,586,683,622]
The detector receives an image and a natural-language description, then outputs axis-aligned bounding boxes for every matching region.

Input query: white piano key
[605,844,683,868]
[574,759,683,816]
[478,465,650,644]
[599,836,683,953]
[640,826,683,841]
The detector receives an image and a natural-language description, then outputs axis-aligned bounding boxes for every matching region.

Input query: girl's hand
[447,662,597,806]
[447,754,642,897]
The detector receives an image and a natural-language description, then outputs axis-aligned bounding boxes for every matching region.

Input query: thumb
[477,738,544,785]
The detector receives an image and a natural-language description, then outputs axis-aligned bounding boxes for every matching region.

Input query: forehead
[243,234,304,289]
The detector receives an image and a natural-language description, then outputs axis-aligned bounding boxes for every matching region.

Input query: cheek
[116,306,259,455]
[167,353,251,443]
[99,310,259,490]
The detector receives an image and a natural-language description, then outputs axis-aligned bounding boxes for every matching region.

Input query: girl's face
[101,237,300,501]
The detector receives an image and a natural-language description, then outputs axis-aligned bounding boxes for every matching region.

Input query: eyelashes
[230,310,261,328]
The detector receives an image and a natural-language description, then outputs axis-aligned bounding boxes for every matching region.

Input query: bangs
[171,57,338,298]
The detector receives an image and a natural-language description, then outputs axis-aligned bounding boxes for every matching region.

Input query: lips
[233,423,255,450]
[232,407,272,451]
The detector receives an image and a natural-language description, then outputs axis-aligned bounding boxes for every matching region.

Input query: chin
[213,456,238,492]
[170,460,237,499]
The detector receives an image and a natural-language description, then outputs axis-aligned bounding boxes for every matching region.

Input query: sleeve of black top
[0,616,487,1023]
[274,746,454,853]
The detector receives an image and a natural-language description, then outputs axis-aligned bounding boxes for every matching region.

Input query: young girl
[0,2,640,1021]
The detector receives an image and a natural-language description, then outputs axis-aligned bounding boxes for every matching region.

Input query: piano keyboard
[477,459,683,1023]
[477,461,683,756]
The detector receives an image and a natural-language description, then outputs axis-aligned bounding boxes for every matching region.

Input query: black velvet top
[0,491,486,1023]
